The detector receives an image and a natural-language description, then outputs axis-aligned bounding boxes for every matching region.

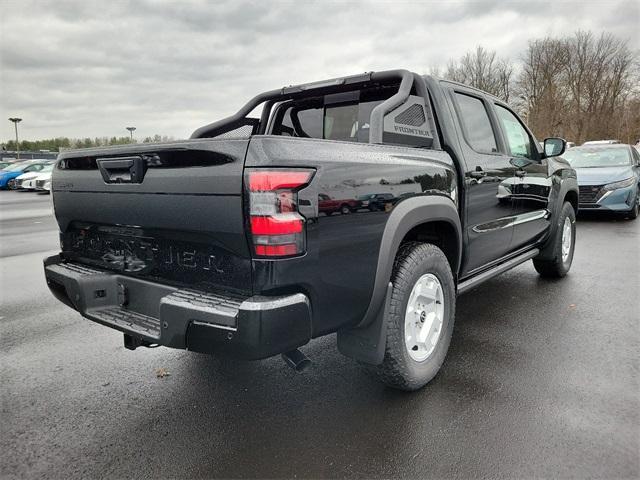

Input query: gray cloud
[1,0,638,141]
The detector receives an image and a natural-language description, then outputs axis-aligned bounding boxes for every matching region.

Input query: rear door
[52,139,253,294]
[446,87,516,275]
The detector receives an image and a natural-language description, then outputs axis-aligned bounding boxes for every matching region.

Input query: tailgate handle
[97,156,146,184]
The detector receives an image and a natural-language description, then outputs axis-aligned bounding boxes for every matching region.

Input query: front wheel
[533,201,576,278]
[373,242,456,391]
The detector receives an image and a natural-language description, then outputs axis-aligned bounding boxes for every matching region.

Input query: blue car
[0,161,53,190]
[562,144,640,219]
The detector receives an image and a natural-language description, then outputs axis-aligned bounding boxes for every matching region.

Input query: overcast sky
[0,0,638,142]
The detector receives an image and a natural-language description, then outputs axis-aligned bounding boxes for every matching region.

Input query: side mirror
[544,137,566,158]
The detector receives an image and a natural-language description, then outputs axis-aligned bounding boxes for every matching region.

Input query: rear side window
[453,92,498,154]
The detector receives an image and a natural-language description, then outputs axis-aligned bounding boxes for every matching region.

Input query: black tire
[533,201,576,278]
[340,204,351,215]
[372,242,456,391]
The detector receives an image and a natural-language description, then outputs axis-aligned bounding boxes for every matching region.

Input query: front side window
[453,92,498,154]
[495,105,534,159]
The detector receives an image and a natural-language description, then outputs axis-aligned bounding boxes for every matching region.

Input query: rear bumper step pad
[44,255,312,359]
[91,306,161,339]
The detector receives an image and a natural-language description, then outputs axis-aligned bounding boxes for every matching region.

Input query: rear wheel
[340,204,351,215]
[373,242,456,391]
[533,201,576,278]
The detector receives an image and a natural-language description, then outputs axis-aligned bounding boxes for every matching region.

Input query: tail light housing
[245,169,314,258]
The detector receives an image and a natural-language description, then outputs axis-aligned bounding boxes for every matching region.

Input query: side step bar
[457,248,540,295]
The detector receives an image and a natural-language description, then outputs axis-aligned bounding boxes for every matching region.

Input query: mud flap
[336,282,392,365]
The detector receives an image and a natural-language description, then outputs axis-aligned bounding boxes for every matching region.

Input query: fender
[536,169,578,261]
[337,195,462,365]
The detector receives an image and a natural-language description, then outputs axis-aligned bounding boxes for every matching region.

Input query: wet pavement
[1,191,638,479]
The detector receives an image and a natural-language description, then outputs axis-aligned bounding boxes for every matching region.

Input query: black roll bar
[190,69,437,148]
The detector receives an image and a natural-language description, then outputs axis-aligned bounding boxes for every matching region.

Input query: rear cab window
[268,85,435,147]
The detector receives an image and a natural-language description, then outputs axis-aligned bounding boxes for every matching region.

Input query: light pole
[126,126,136,142]
[9,118,22,159]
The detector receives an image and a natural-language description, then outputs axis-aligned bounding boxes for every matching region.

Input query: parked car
[34,169,53,193]
[44,69,577,390]
[318,194,361,215]
[0,161,53,189]
[357,193,395,211]
[18,164,55,190]
[15,171,45,190]
[562,144,639,218]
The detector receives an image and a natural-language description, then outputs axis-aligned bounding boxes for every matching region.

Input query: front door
[492,103,551,249]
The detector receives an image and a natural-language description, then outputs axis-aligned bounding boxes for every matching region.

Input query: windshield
[40,164,54,173]
[562,147,631,168]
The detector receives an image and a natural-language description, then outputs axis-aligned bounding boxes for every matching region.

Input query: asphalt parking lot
[1,191,638,479]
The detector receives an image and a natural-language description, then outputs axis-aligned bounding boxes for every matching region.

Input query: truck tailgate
[52,139,252,294]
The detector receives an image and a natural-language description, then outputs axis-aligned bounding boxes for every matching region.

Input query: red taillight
[249,171,313,192]
[246,169,313,258]
[250,215,303,235]
[255,244,299,256]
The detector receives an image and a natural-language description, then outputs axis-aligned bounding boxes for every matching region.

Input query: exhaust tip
[281,349,311,372]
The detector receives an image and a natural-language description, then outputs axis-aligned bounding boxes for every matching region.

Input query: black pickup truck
[44,69,578,390]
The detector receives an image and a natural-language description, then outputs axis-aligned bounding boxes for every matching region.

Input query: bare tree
[517,31,638,144]
[516,37,569,138]
[444,46,513,101]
